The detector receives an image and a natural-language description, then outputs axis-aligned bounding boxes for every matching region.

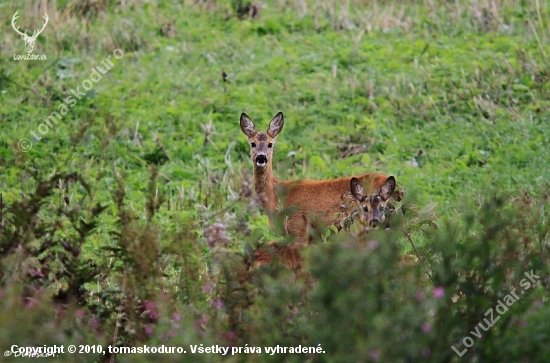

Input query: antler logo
[12,11,49,54]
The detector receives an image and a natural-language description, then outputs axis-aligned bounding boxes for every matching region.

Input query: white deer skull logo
[12,11,49,54]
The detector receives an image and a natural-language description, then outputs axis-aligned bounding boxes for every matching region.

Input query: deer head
[12,11,49,54]
[350,176,396,228]
[240,112,284,169]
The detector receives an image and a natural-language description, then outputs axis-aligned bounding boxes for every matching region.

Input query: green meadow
[0,0,549,362]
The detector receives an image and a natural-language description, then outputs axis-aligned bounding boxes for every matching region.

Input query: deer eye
[268,143,273,148]
[363,206,368,212]
[251,142,256,148]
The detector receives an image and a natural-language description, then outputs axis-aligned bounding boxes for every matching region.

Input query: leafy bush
[1,0,549,361]
[1,170,549,362]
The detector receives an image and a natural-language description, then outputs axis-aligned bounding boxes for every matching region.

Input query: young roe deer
[250,176,399,270]
[240,111,394,246]
[349,176,397,229]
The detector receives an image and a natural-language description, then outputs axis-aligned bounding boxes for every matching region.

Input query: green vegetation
[0,0,549,362]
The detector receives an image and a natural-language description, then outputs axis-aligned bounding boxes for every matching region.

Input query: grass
[0,0,549,362]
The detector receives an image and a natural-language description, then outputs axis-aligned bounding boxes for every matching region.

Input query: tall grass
[1,0,549,361]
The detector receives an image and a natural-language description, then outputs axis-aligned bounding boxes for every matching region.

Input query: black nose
[256,155,267,164]
[370,219,379,227]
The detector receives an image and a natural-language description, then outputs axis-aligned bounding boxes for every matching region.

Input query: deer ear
[350,178,366,201]
[267,112,284,138]
[240,113,256,138]
[380,176,396,201]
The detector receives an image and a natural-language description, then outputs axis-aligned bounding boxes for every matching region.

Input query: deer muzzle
[255,154,267,167]
[370,209,385,228]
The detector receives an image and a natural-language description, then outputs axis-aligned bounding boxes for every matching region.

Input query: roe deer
[349,176,397,229]
[249,241,303,270]
[240,111,393,247]
[250,177,399,270]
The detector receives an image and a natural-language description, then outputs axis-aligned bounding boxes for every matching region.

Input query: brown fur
[350,176,397,229]
[241,112,391,268]
[241,112,389,241]
[252,242,303,270]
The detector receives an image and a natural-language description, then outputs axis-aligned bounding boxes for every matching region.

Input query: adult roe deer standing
[240,111,395,249]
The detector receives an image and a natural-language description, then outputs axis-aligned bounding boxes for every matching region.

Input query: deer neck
[253,163,278,211]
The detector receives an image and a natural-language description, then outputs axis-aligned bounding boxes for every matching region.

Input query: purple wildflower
[202,280,213,293]
[433,286,445,299]
[227,331,237,340]
[422,323,432,334]
[414,290,425,301]
[74,309,86,320]
[369,349,380,361]
[194,315,208,330]
[143,300,159,321]
[212,299,223,309]
[367,240,379,250]
[422,348,431,357]
[203,222,230,248]
[89,317,100,329]
[172,313,181,322]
